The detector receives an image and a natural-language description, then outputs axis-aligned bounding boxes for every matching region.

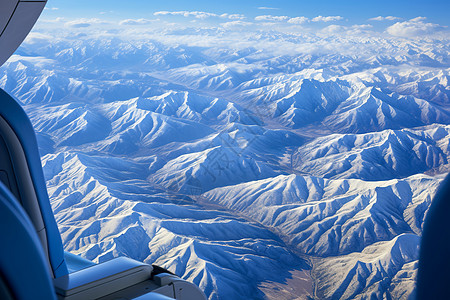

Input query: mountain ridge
[1,31,448,299]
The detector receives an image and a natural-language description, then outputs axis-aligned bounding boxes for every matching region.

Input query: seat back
[0,88,68,277]
[417,173,450,298]
[0,180,56,300]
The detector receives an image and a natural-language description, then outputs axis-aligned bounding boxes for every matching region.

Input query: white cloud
[410,16,427,22]
[386,17,445,37]
[154,11,244,20]
[99,11,114,15]
[321,25,346,34]
[312,16,344,22]
[347,24,375,34]
[23,32,55,44]
[41,17,65,23]
[369,16,401,21]
[44,7,59,11]
[220,13,246,20]
[65,18,107,28]
[319,24,374,35]
[30,19,447,60]
[255,15,289,22]
[352,24,373,29]
[190,12,218,19]
[288,17,309,24]
[253,15,343,25]
[119,19,155,26]
[154,11,216,19]
[221,21,253,29]
[153,11,171,16]
[257,7,279,10]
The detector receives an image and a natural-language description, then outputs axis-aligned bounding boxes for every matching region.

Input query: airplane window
[0,1,448,299]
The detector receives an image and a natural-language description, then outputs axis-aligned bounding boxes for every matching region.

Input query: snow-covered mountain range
[1,27,449,299]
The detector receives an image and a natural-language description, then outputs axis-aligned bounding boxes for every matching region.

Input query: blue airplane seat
[0,180,57,300]
[416,173,450,299]
[0,88,68,278]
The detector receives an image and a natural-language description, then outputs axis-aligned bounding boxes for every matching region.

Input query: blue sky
[35,0,449,40]
[44,0,449,26]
